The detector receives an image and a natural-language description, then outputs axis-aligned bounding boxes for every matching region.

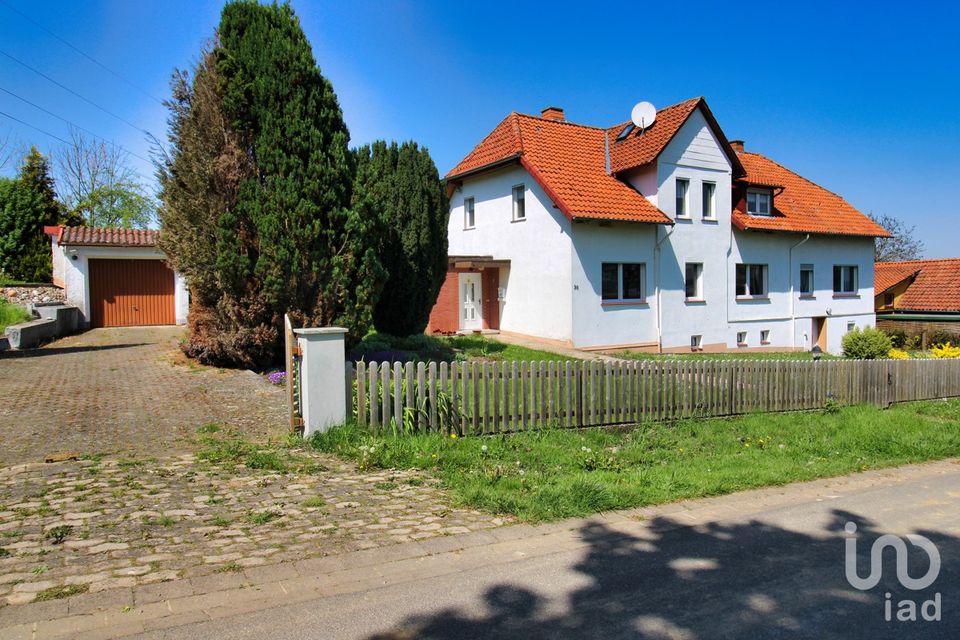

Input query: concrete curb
[0,458,955,640]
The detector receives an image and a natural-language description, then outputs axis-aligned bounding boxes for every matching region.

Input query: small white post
[294,327,348,436]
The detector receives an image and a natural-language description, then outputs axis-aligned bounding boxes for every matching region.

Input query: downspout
[789,233,811,349]
[654,223,676,354]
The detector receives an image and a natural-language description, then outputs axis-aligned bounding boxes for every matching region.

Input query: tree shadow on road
[369,509,956,639]
[0,342,149,358]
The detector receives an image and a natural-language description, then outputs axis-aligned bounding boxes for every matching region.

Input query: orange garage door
[88,259,175,328]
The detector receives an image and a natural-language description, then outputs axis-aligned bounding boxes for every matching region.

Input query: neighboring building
[427,98,889,354]
[45,226,188,329]
[875,259,960,338]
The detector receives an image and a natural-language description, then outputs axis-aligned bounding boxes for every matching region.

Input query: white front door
[459,273,482,331]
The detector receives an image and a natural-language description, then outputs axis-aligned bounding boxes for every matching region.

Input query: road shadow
[370,509,956,639]
[0,343,149,358]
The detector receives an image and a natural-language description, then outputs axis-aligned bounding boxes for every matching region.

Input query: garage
[45,226,189,329]
[88,259,176,327]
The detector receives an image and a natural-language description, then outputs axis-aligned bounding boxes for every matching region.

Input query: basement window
[737,331,747,346]
[691,335,703,351]
[761,329,771,344]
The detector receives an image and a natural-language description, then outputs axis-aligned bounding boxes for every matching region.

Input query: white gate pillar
[294,327,348,436]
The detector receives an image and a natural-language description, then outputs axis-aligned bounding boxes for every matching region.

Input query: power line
[0,0,164,106]
[0,109,69,145]
[0,85,153,164]
[0,49,152,136]
[0,109,157,185]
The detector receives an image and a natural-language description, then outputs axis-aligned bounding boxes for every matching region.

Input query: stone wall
[2,285,65,306]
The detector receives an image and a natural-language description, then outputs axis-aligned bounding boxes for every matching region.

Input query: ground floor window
[601,262,646,302]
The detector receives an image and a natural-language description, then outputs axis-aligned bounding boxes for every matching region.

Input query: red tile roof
[732,152,890,238]
[447,114,671,225]
[605,98,743,176]
[874,262,920,294]
[46,226,159,247]
[876,259,960,312]
[447,98,884,237]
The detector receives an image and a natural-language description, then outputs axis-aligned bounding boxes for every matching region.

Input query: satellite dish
[630,101,657,130]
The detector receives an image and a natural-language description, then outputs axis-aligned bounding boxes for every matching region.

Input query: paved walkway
[0,447,507,610]
[0,327,286,465]
[490,334,623,362]
[0,459,954,639]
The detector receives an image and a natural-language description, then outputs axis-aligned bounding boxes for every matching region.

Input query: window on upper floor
[676,178,689,218]
[464,197,475,229]
[833,265,859,295]
[800,264,815,297]
[512,185,526,221]
[601,262,646,303]
[883,292,895,308]
[736,263,768,297]
[702,182,716,220]
[684,262,703,300]
[746,189,771,216]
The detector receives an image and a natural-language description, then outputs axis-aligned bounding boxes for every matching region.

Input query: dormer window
[746,189,771,216]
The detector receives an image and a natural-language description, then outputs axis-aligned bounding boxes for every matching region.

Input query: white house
[45,226,188,329]
[427,98,889,354]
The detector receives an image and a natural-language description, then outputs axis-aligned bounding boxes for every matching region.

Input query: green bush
[842,326,893,359]
[928,330,960,348]
[886,328,908,349]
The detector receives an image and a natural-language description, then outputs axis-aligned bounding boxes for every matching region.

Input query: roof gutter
[788,233,811,349]
[445,153,523,184]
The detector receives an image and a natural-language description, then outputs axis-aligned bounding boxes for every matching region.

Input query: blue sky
[0,0,957,257]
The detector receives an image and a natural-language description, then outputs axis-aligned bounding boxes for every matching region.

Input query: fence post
[294,327,348,437]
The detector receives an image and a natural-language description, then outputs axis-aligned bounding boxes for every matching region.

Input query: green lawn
[0,300,31,333]
[311,398,960,522]
[613,350,839,362]
[351,332,577,364]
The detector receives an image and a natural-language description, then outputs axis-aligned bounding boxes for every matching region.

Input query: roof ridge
[738,150,853,203]
[513,112,605,131]
[879,258,960,265]
[605,96,701,131]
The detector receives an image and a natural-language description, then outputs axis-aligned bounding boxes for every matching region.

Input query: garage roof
[44,226,159,247]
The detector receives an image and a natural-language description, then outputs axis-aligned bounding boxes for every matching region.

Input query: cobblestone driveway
[0,327,287,465]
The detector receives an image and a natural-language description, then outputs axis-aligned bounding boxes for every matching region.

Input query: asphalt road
[136,467,959,640]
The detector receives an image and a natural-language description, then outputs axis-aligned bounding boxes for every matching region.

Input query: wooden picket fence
[352,358,960,434]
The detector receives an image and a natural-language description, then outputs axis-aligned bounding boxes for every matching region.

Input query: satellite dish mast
[630,101,657,131]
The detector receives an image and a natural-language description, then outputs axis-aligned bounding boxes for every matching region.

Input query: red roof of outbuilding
[45,226,159,247]
[874,262,920,294]
[876,259,960,312]
[448,113,671,224]
[732,152,890,238]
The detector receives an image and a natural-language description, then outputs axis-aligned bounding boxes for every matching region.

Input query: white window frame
[464,197,475,230]
[601,262,646,304]
[834,265,859,295]
[702,181,716,220]
[676,178,690,218]
[511,184,526,222]
[690,335,703,351]
[746,189,772,216]
[760,329,771,344]
[847,321,857,333]
[684,262,704,301]
[736,331,747,346]
[736,263,769,298]
[800,264,815,297]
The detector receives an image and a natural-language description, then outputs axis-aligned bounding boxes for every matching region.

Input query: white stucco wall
[570,222,659,348]
[447,164,574,342]
[55,243,188,327]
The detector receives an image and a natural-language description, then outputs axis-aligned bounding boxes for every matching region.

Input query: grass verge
[310,399,960,522]
[0,300,32,333]
[351,332,576,364]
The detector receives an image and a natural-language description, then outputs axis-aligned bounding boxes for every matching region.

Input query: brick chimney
[540,106,565,122]
[730,139,745,153]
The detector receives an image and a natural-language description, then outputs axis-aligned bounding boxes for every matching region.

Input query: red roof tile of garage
[876,259,960,312]
[731,152,891,238]
[874,262,920,294]
[447,113,671,225]
[52,226,159,247]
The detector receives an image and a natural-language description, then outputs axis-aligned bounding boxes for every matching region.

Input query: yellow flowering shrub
[931,342,960,359]
[888,348,910,360]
